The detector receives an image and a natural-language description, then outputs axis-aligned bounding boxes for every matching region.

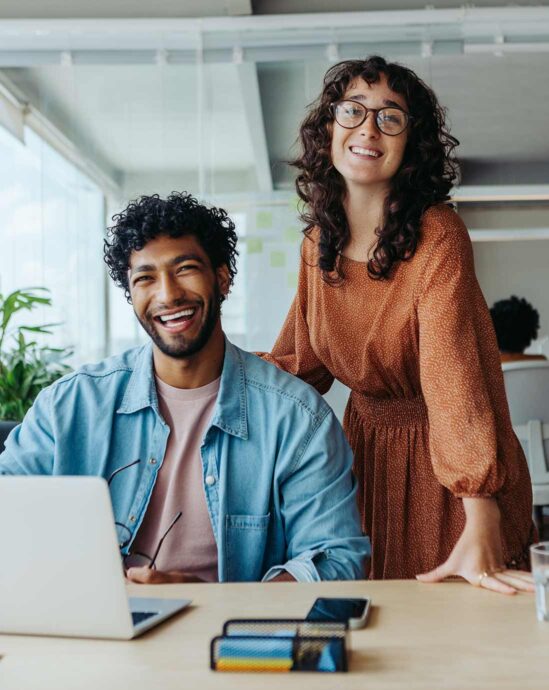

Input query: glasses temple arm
[107,459,141,486]
[149,511,183,569]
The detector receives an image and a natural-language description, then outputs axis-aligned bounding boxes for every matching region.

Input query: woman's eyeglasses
[107,460,182,570]
[331,99,412,136]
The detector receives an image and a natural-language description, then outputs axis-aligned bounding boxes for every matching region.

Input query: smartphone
[305,597,371,629]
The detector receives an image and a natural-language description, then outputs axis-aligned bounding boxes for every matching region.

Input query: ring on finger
[477,570,490,586]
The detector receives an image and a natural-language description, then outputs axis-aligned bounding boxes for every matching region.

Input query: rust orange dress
[262,204,534,579]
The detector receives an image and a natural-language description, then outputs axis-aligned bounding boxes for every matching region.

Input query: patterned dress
[262,204,534,579]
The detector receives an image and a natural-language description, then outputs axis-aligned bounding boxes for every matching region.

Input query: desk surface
[1,580,547,690]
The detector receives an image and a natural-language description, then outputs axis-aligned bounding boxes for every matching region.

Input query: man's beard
[136,286,221,359]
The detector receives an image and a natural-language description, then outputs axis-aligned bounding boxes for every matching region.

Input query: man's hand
[126,566,204,584]
[268,571,297,582]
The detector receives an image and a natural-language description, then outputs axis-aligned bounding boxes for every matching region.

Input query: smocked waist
[349,392,428,427]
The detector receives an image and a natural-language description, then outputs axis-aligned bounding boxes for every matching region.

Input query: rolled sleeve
[262,549,323,583]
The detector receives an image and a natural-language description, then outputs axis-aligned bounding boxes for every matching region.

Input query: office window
[0,124,106,365]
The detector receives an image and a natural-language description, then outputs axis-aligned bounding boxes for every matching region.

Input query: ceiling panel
[4,63,255,174]
[0,0,251,19]
[253,0,547,12]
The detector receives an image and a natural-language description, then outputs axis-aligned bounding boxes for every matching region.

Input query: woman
[262,56,534,594]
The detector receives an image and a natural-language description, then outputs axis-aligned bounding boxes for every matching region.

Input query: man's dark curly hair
[490,295,541,353]
[104,192,238,302]
[291,55,460,282]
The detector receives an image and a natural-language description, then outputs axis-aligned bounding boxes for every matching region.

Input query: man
[0,192,369,583]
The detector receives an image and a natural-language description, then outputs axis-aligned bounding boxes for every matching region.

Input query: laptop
[0,476,191,639]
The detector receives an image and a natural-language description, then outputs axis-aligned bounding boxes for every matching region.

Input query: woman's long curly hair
[292,55,460,281]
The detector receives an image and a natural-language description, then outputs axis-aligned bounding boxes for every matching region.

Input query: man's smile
[152,306,200,334]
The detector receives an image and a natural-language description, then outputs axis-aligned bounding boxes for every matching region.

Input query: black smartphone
[305,597,371,629]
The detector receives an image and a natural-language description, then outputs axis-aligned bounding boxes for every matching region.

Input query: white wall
[473,241,549,343]
[461,203,549,344]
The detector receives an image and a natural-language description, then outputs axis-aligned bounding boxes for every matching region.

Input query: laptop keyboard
[132,611,158,626]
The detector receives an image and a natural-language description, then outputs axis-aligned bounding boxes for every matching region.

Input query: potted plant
[0,288,72,422]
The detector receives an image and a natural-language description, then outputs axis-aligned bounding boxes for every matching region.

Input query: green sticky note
[256,211,273,229]
[288,196,300,212]
[247,237,263,254]
[284,226,301,243]
[270,251,286,268]
[287,271,298,289]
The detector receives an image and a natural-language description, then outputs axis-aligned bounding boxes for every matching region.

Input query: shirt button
[149,457,157,465]
[205,475,216,486]
[129,515,136,523]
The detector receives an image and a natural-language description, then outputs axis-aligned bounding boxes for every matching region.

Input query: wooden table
[1,580,547,689]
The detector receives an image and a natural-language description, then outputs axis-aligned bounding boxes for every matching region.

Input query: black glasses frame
[330,99,413,136]
[123,511,182,570]
[106,459,182,570]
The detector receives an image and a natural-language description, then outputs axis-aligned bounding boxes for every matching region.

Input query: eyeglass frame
[106,459,182,570]
[330,99,413,136]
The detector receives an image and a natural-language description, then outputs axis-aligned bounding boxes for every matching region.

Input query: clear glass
[530,542,549,621]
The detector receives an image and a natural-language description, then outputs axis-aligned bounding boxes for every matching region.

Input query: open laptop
[0,476,191,639]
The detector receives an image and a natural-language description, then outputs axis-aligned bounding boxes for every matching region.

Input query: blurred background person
[490,295,546,364]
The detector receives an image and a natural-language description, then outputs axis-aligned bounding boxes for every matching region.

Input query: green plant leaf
[19,326,55,335]
[0,287,72,421]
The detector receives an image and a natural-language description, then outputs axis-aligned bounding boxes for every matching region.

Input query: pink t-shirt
[131,375,220,582]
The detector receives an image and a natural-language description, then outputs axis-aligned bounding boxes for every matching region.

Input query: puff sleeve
[416,213,521,497]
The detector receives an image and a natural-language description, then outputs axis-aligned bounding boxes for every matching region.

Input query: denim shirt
[0,338,370,582]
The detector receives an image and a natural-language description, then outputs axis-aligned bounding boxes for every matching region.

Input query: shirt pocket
[225,513,271,582]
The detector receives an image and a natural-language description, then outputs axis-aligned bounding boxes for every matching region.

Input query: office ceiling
[4,64,255,175]
[1,3,548,191]
[0,1,547,18]
[255,0,547,10]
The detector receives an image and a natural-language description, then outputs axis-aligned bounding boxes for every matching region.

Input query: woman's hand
[416,497,534,594]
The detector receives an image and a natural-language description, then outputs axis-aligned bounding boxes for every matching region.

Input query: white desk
[1,580,547,690]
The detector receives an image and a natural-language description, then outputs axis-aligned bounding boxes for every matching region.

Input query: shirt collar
[116,337,248,440]
[210,338,248,440]
[117,343,159,415]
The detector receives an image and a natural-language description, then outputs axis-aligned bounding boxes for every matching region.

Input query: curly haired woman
[261,56,535,593]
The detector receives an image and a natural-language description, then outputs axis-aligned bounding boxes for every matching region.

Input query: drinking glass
[530,542,549,621]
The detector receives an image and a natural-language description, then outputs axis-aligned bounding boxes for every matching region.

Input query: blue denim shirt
[0,338,369,582]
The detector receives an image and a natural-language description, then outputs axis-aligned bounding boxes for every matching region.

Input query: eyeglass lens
[334,101,408,135]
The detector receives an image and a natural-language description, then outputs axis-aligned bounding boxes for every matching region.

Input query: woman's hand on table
[416,497,535,594]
